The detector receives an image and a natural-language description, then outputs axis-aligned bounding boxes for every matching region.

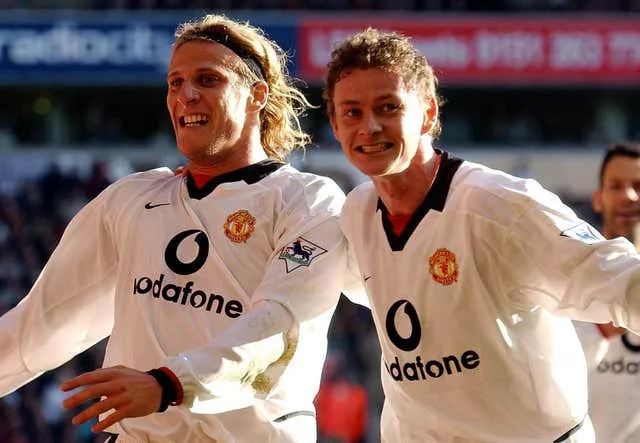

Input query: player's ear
[592,189,603,213]
[421,96,438,136]
[248,81,269,113]
[329,111,339,139]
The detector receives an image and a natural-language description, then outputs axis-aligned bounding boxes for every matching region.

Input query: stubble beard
[183,138,226,166]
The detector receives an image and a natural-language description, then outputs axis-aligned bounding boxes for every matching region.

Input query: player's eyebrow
[336,94,399,107]
[375,93,399,101]
[166,67,225,80]
[335,99,360,107]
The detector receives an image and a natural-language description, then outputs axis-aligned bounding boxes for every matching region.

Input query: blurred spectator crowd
[0,163,112,443]
[1,0,640,11]
[0,161,382,443]
[1,87,639,151]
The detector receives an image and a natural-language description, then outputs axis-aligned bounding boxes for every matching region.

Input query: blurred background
[0,2,639,442]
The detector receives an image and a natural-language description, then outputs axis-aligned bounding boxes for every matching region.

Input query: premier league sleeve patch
[560,221,605,244]
[279,237,328,273]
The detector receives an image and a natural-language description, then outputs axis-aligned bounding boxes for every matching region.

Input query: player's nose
[359,113,382,136]
[623,186,640,202]
[178,82,201,107]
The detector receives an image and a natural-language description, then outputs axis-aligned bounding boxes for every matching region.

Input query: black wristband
[146,368,178,413]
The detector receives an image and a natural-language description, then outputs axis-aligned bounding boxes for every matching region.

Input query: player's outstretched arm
[0,193,117,397]
[59,298,299,431]
[161,189,347,414]
[502,181,640,331]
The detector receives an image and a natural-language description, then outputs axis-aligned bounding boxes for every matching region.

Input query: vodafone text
[385,350,480,381]
[133,273,243,318]
[598,358,640,375]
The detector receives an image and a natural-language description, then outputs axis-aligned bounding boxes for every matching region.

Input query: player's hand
[60,365,162,433]
[174,165,188,176]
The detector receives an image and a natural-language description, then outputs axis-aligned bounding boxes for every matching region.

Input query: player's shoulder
[456,160,538,194]
[274,164,344,191]
[343,181,377,216]
[111,167,174,185]
[453,160,557,216]
[97,167,177,201]
[271,164,347,213]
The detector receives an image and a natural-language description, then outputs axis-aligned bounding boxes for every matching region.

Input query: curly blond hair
[323,28,443,139]
[174,14,312,161]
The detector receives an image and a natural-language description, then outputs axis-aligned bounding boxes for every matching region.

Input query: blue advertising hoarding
[0,11,298,85]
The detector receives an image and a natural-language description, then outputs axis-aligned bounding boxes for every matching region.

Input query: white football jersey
[575,322,640,443]
[0,160,348,443]
[342,151,640,443]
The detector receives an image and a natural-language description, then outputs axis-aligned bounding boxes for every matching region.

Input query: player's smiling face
[593,155,640,241]
[166,40,253,165]
[330,68,432,178]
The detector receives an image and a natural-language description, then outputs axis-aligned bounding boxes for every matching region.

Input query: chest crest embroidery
[428,248,459,286]
[224,210,256,243]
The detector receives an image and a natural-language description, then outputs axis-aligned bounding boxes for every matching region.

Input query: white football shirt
[342,151,640,443]
[0,160,348,443]
[575,322,640,443]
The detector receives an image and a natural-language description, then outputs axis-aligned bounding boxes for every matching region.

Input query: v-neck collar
[377,150,463,251]
[186,159,285,200]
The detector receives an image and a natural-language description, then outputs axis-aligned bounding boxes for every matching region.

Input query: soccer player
[0,14,349,443]
[576,142,640,443]
[326,28,640,442]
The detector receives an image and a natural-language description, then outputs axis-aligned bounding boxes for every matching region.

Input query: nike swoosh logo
[364,274,373,282]
[145,202,171,209]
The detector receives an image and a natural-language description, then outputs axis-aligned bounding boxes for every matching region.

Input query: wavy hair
[323,27,443,139]
[174,14,312,161]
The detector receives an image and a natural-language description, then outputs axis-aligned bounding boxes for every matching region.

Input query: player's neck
[187,141,268,179]
[375,152,440,216]
[602,225,640,251]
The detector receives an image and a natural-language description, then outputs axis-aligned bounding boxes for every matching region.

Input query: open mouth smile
[179,113,209,127]
[356,143,393,153]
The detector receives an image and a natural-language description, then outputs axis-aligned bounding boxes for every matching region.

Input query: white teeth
[361,143,389,153]
[182,113,209,126]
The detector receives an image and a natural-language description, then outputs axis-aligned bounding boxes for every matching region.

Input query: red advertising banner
[298,16,640,85]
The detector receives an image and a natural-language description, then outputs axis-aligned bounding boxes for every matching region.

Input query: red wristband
[146,366,184,411]
[158,366,184,406]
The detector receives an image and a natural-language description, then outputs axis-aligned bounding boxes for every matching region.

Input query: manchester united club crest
[279,237,327,273]
[224,210,256,243]
[428,248,459,285]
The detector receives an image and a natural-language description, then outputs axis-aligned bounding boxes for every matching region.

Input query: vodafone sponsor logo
[383,299,481,383]
[133,273,243,318]
[597,358,640,375]
[385,351,480,382]
[596,333,640,375]
[131,229,244,318]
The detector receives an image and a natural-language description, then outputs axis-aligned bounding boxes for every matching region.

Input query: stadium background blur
[0,1,639,442]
